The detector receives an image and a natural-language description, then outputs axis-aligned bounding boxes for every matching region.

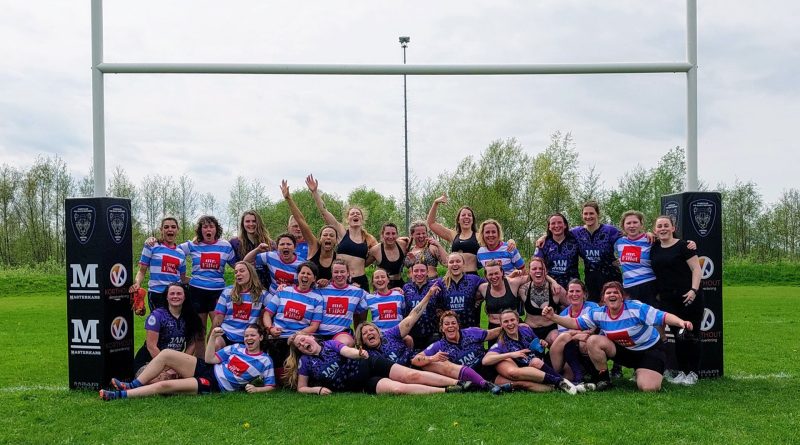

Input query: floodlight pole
[400,36,410,233]
[91,0,106,197]
[686,0,698,191]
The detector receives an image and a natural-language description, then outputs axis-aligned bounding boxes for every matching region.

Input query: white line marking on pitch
[729,372,793,380]
[0,385,69,393]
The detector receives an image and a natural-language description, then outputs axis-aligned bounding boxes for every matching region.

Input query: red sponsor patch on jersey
[232,302,253,320]
[325,297,348,315]
[226,355,250,376]
[200,252,221,270]
[620,245,642,263]
[274,269,296,286]
[377,302,398,320]
[161,255,180,274]
[606,330,635,347]
[283,300,307,321]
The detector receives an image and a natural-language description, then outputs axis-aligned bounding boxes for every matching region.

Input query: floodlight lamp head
[399,36,410,47]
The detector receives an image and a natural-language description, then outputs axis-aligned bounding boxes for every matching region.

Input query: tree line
[1,132,798,267]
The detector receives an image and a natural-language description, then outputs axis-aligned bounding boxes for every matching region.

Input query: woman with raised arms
[306,174,377,291]
[367,223,410,289]
[100,324,275,400]
[543,281,694,391]
[427,194,481,275]
[403,221,448,280]
[364,268,405,331]
[281,179,339,283]
[283,333,470,395]
[482,309,581,394]
[131,217,187,310]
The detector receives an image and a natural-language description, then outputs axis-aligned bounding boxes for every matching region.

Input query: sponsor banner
[66,198,133,389]
[662,192,723,378]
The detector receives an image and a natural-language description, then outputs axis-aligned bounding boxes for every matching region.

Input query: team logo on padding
[71,205,96,244]
[664,200,680,229]
[700,308,715,332]
[690,199,716,237]
[110,263,128,288]
[110,316,128,341]
[699,256,714,279]
[107,205,128,244]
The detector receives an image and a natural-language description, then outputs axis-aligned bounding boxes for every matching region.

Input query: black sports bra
[337,231,368,259]
[523,282,556,316]
[309,248,336,281]
[483,278,518,315]
[451,232,479,256]
[378,243,405,276]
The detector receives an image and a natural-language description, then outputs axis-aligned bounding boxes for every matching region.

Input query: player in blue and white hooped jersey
[230,210,274,288]
[355,279,440,366]
[212,262,267,348]
[614,210,659,306]
[365,268,405,331]
[316,259,368,346]
[283,334,465,395]
[476,219,524,275]
[263,262,323,339]
[245,233,304,295]
[482,309,580,394]
[177,215,237,354]
[412,311,511,394]
[543,281,693,392]
[547,279,600,384]
[100,325,275,400]
[131,217,187,310]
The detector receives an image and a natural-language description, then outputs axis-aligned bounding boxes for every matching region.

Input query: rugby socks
[129,379,142,389]
[537,362,565,386]
[99,389,127,401]
[458,366,487,387]
[111,378,141,390]
[563,343,585,383]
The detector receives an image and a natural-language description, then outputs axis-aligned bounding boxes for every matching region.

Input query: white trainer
[681,371,699,385]
[670,371,687,384]
[557,379,578,395]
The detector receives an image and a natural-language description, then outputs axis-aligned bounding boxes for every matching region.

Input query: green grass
[0,282,798,444]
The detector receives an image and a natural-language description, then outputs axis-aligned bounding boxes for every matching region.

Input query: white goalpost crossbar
[91,0,699,196]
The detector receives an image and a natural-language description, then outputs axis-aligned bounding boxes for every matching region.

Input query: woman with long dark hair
[131,217,187,310]
[427,193,481,275]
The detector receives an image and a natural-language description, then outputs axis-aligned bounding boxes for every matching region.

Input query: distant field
[0,277,798,444]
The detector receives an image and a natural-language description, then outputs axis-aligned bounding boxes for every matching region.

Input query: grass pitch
[0,284,797,444]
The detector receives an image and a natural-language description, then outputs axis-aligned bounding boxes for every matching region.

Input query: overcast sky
[1,0,797,213]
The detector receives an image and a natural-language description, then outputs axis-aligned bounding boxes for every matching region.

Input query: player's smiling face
[293,334,321,355]
[411,264,428,285]
[486,265,503,286]
[582,207,598,227]
[529,261,546,283]
[331,264,349,287]
[381,226,397,244]
[458,208,473,228]
[623,215,642,237]
[361,325,381,349]
[500,311,518,334]
[412,226,428,246]
[568,283,585,305]
[243,214,257,234]
[243,327,263,353]
[548,215,566,237]
[347,208,363,227]
[655,217,675,241]
[603,286,623,312]
[440,316,460,341]
[161,220,178,243]
[482,224,500,248]
[166,285,185,307]
[447,254,464,276]
[320,227,337,251]
[296,266,315,291]
[372,270,388,291]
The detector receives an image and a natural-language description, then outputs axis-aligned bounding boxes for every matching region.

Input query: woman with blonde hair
[306,174,377,291]
[211,262,267,349]
[403,221,448,280]
[476,219,524,275]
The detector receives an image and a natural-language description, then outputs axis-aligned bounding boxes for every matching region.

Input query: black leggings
[660,290,705,374]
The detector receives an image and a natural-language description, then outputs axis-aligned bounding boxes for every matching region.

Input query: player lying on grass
[100,325,275,400]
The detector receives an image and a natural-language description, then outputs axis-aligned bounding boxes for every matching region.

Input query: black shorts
[194,359,221,394]
[362,355,397,394]
[133,344,154,371]
[266,338,290,369]
[585,270,622,303]
[658,290,705,332]
[189,286,223,314]
[388,279,405,290]
[625,280,659,307]
[350,275,371,292]
[147,290,168,311]
[612,342,666,374]
[532,324,557,342]
[410,332,440,351]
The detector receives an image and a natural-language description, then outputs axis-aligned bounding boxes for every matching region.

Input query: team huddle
[100,175,704,401]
